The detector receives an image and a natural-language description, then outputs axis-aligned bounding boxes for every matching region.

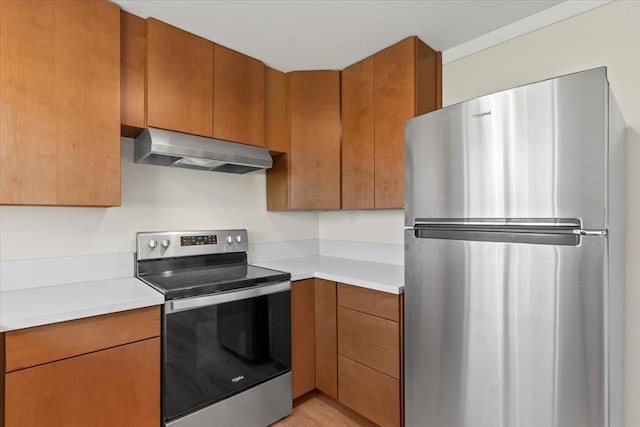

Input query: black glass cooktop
[137,253,290,300]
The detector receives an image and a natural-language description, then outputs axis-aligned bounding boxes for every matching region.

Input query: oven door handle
[166,281,291,314]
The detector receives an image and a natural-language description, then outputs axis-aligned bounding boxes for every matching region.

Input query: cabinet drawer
[5,306,160,372]
[338,307,399,378]
[338,355,400,427]
[337,283,399,321]
[5,337,160,427]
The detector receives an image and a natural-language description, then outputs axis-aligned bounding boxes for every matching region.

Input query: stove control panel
[181,235,217,246]
[136,229,248,260]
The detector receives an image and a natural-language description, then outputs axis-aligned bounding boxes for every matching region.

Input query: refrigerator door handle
[413,218,582,229]
[412,223,585,246]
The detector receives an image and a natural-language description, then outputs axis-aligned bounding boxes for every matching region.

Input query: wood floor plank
[272,391,376,427]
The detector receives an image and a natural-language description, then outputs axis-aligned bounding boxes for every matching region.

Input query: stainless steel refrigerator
[404,67,626,427]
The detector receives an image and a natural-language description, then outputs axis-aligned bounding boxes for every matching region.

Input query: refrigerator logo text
[472,111,492,118]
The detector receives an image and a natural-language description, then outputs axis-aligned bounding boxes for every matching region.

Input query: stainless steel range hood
[134,127,272,174]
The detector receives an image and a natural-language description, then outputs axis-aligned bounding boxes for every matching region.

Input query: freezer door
[404,230,607,427]
[405,67,608,230]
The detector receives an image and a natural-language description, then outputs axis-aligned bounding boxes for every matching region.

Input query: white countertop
[255,256,404,294]
[0,277,164,332]
[0,252,403,333]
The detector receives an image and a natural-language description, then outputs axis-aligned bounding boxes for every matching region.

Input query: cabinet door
[341,57,375,209]
[291,279,315,398]
[338,307,400,378]
[265,66,290,211]
[264,66,288,154]
[0,0,120,206]
[5,338,160,427]
[146,18,213,137]
[315,279,337,398]
[5,306,160,372]
[338,355,400,427]
[120,10,146,137]
[214,45,264,146]
[288,71,341,210]
[374,37,416,209]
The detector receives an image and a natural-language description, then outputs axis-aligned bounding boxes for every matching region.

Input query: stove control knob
[226,236,233,244]
[148,239,157,249]
[161,239,170,248]
[235,235,242,243]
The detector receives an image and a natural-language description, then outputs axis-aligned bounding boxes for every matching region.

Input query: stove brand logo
[232,374,245,383]
[472,111,492,118]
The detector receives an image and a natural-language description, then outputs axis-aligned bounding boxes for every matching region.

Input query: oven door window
[164,291,291,422]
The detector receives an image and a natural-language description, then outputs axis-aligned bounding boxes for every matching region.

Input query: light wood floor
[271,391,377,427]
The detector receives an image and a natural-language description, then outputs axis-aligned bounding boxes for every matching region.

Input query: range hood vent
[134,127,273,174]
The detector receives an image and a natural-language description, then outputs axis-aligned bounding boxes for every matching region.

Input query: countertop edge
[314,272,403,295]
[0,297,163,333]
[0,277,165,333]
[255,256,405,295]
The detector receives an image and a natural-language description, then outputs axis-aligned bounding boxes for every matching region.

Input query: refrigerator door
[405,67,608,230]
[404,230,607,427]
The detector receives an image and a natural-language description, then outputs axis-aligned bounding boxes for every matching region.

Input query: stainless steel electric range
[135,229,292,427]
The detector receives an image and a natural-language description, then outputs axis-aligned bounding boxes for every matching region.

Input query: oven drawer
[5,306,160,372]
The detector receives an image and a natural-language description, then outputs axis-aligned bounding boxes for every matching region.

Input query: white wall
[320,1,640,424]
[0,138,318,260]
[319,210,404,245]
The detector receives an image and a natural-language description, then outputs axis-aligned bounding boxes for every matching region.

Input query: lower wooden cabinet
[291,279,316,398]
[0,306,161,427]
[291,278,338,400]
[291,280,403,426]
[314,279,337,399]
[338,284,403,427]
[338,355,400,427]
[338,306,400,379]
[5,338,160,427]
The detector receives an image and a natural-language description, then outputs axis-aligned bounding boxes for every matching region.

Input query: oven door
[162,281,291,423]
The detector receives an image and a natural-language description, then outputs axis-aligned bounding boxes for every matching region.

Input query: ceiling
[113,0,565,71]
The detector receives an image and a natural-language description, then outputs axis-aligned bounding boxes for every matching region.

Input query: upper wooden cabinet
[122,17,266,147]
[264,66,288,154]
[288,71,341,210]
[341,56,375,209]
[0,0,120,207]
[268,36,440,211]
[213,45,265,147]
[120,10,146,137]
[342,36,441,209]
[290,71,341,210]
[267,71,341,210]
[265,67,290,211]
[146,18,214,138]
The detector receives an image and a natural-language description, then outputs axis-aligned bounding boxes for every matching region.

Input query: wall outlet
[347,212,356,226]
